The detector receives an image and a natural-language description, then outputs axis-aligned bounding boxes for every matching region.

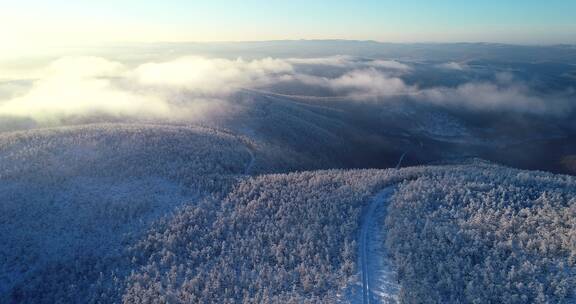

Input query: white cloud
[437,62,468,71]
[132,56,293,94]
[329,69,411,97]
[0,57,169,123]
[286,56,354,66]
[0,55,566,126]
[287,56,411,72]
[47,56,125,78]
[293,68,412,98]
[369,60,411,71]
[0,81,29,100]
[0,56,295,124]
[420,82,564,114]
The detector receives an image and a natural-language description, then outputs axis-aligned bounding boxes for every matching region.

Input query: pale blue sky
[1,0,575,51]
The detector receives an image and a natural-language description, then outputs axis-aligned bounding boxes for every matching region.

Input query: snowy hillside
[386,163,576,303]
[0,124,254,302]
[1,127,574,304]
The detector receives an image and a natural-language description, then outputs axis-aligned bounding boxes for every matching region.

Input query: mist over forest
[1,41,576,303]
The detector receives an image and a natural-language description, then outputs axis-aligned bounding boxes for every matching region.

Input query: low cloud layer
[0,55,571,128]
[0,57,169,123]
[0,56,295,124]
[294,68,413,98]
[132,56,293,94]
[437,62,468,71]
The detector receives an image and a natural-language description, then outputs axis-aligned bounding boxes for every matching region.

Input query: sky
[1,0,575,56]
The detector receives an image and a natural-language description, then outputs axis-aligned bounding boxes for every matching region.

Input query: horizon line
[48,39,576,48]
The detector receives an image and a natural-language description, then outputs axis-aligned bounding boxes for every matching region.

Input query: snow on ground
[342,186,400,304]
[0,123,253,297]
[0,176,196,295]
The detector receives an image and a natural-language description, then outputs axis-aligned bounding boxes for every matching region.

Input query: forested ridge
[0,125,574,303]
[0,124,251,302]
[123,169,419,303]
[386,164,576,303]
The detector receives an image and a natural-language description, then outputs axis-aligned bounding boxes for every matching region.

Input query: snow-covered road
[343,186,400,304]
[395,153,407,169]
[243,146,256,175]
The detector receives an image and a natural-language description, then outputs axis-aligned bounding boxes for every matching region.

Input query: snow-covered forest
[0,124,252,302]
[386,163,576,303]
[1,42,576,303]
[1,124,574,303]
